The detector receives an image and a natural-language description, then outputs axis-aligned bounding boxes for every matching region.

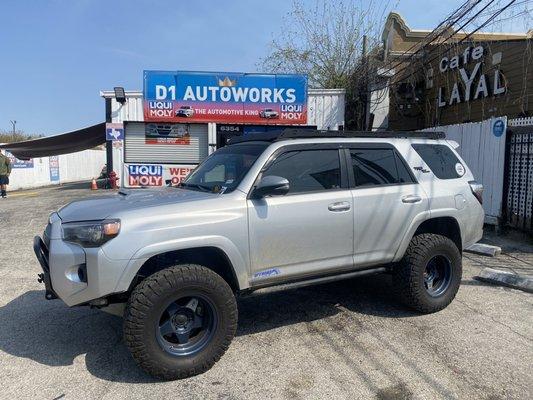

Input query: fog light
[77,264,87,283]
[65,264,87,284]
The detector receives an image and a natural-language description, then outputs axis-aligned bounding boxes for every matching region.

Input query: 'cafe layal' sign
[436,45,506,107]
[143,71,308,124]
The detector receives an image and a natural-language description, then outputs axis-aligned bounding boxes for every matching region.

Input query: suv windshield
[181,143,268,193]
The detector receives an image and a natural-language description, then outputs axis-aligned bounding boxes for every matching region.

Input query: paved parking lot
[0,183,532,400]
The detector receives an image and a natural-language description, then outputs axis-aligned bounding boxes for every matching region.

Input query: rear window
[412,144,464,179]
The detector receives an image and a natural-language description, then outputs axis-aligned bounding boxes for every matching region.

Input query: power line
[387,0,499,84]
[376,0,482,79]
[371,0,498,83]
[374,0,520,92]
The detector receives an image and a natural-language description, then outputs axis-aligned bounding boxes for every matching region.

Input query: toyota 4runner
[34,129,484,380]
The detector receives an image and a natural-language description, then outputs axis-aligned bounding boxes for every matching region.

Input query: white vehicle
[176,105,194,117]
[34,130,484,380]
[259,108,279,118]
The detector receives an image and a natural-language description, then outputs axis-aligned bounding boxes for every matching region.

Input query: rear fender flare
[392,211,431,262]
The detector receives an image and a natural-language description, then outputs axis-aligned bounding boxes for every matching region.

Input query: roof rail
[278,129,445,140]
[227,129,445,144]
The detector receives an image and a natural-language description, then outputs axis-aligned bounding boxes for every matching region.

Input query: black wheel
[124,264,237,380]
[393,233,462,313]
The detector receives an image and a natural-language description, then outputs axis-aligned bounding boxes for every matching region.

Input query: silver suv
[34,130,484,380]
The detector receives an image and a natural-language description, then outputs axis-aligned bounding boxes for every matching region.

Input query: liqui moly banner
[143,71,308,124]
[128,164,163,186]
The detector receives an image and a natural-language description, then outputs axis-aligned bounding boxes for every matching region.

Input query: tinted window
[351,148,414,187]
[183,143,267,193]
[395,152,414,183]
[263,150,341,194]
[412,144,463,179]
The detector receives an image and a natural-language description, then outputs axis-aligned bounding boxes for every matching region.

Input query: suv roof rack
[227,129,445,144]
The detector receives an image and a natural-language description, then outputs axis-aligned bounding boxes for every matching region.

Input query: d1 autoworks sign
[143,71,308,124]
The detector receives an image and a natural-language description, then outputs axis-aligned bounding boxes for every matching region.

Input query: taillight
[469,180,483,204]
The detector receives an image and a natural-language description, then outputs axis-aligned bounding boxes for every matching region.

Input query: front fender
[113,235,249,293]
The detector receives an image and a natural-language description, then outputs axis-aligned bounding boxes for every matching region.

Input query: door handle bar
[402,195,422,204]
[328,202,351,212]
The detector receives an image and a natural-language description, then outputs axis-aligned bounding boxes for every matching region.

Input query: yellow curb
[5,191,39,198]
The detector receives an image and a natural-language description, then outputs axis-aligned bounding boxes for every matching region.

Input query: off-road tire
[393,233,462,313]
[123,264,238,380]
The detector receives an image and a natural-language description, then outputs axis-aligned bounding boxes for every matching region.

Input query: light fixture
[114,87,126,104]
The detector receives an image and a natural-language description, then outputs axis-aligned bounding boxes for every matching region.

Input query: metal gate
[505,126,533,232]
[124,122,208,164]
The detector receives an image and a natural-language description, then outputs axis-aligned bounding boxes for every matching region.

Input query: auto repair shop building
[101,71,345,188]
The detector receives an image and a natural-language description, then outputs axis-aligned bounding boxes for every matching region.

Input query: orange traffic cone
[91,178,98,190]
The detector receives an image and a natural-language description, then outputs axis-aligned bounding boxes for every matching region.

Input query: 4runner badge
[414,166,430,173]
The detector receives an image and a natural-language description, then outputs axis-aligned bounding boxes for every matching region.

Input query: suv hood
[58,188,216,223]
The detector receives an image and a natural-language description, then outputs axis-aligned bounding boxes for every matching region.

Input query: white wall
[422,117,507,224]
[370,86,389,130]
[307,89,345,130]
[7,149,106,191]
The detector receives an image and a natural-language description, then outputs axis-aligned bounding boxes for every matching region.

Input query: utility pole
[361,35,370,131]
[9,120,16,141]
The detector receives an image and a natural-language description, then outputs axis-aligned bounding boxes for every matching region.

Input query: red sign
[168,166,194,186]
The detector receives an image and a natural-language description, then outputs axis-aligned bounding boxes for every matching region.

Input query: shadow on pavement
[0,274,416,383]
[0,290,155,383]
[237,274,416,336]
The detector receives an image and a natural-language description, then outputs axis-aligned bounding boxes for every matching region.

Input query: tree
[0,129,42,144]
[259,0,397,128]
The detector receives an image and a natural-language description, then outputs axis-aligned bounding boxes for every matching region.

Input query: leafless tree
[259,0,398,89]
[0,129,42,144]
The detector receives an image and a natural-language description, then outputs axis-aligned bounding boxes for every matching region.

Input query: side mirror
[251,175,290,198]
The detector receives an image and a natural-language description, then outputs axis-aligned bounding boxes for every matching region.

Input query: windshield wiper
[179,182,211,192]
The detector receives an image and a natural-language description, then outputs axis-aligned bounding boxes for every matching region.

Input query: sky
[0,0,527,135]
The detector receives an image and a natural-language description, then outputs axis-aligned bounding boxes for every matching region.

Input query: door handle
[402,195,422,204]
[328,202,351,212]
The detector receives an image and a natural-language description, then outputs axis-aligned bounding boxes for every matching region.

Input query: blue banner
[49,156,60,182]
[143,71,308,124]
[6,151,33,169]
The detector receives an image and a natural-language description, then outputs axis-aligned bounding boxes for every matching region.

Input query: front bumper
[33,236,58,300]
[33,215,131,307]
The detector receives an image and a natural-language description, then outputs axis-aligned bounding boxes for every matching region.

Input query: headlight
[62,219,121,247]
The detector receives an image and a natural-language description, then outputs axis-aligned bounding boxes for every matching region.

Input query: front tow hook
[37,273,58,300]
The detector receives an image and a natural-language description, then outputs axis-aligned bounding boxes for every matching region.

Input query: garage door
[125,122,208,164]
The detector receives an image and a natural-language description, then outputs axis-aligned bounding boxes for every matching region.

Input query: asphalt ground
[0,183,532,400]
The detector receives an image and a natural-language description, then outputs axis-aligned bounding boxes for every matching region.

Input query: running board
[241,267,388,296]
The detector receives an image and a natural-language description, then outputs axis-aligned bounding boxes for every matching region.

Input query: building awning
[0,123,106,160]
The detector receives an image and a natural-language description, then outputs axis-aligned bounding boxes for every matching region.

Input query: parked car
[259,108,279,118]
[176,105,194,117]
[34,130,484,380]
